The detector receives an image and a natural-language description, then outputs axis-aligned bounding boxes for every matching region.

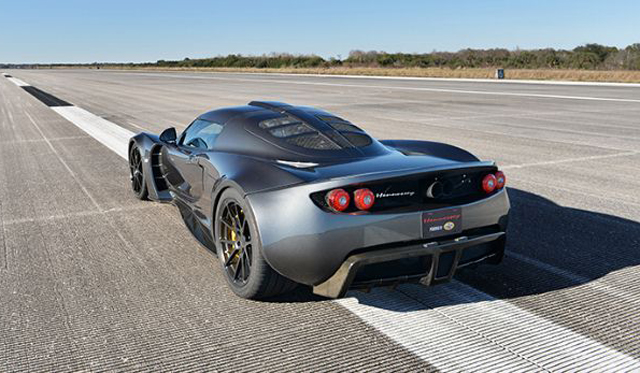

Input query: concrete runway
[1,69,640,371]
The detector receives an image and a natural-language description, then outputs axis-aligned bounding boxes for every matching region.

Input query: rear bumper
[313,231,505,298]
[247,184,510,286]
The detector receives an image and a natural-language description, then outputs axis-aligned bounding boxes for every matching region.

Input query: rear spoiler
[380,140,479,162]
[320,161,497,185]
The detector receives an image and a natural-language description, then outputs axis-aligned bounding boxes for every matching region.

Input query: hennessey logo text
[376,191,415,198]
[423,214,461,223]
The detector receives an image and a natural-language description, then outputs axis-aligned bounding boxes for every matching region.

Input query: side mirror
[159,127,177,144]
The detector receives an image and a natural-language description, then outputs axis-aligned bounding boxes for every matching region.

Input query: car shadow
[270,187,640,309]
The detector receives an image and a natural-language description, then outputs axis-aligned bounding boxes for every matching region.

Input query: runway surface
[1,69,639,371]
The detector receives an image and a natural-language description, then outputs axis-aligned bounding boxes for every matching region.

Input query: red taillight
[354,188,375,210]
[495,171,506,189]
[482,174,497,193]
[326,189,350,212]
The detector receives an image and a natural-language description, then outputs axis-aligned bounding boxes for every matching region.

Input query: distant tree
[573,44,618,64]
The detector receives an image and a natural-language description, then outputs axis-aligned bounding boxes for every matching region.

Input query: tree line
[346,44,640,70]
[3,43,639,70]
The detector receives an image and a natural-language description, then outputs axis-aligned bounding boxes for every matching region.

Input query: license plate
[422,208,462,238]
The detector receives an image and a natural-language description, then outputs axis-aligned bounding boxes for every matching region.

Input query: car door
[163,118,223,202]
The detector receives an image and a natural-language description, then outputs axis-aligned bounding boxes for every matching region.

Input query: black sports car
[128,101,510,299]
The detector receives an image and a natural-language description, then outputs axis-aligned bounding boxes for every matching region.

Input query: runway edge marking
[112,71,640,103]
[7,74,640,371]
[3,72,133,159]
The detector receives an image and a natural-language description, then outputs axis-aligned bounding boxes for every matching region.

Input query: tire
[129,145,148,200]
[214,188,296,299]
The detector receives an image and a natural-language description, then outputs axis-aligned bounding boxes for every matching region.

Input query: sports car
[128,101,510,299]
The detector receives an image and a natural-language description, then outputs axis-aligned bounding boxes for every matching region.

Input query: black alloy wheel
[218,201,253,286]
[129,146,148,199]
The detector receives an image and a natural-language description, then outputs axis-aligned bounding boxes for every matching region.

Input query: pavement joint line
[503,151,640,170]
[6,103,13,123]
[419,108,640,127]
[127,121,152,131]
[24,111,104,212]
[374,113,637,154]
[510,180,640,209]
[0,135,91,145]
[332,97,640,125]
[103,69,640,88]
[1,204,162,226]
[448,115,640,141]
[113,71,640,103]
[489,112,640,133]
[506,252,640,308]
[10,74,640,370]
[0,202,7,271]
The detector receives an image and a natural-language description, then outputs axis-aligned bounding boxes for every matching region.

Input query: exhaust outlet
[426,181,443,199]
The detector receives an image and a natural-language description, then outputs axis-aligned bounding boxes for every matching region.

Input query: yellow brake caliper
[228,226,241,262]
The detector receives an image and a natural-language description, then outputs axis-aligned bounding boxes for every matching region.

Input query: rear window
[257,114,372,150]
[316,115,364,132]
[317,115,372,147]
[285,133,341,150]
[341,132,372,147]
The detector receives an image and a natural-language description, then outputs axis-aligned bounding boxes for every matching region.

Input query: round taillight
[354,188,375,210]
[495,171,506,189]
[326,189,350,212]
[482,174,497,193]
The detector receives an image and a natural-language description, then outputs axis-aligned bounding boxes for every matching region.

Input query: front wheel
[214,188,296,299]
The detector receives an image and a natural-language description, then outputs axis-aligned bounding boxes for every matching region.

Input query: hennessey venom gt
[128,101,510,299]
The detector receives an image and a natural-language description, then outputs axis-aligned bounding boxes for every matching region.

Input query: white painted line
[7,77,30,87]
[258,72,640,88]
[110,69,640,88]
[115,72,640,104]
[338,282,640,372]
[503,151,639,169]
[51,106,134,159]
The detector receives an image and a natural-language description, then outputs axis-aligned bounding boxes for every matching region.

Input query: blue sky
[1,0,638,63]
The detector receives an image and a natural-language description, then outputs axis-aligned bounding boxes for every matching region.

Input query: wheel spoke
[135,174,143,192]
[231,205,241,229]
[240,252,247,282]
[233,257,242,280]
[241,219,249,239]
[221,219,235,232]
[224,248,240,266]
[245,245,252,267]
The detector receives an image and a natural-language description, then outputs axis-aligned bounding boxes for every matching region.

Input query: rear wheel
[129,145,148,200]
[215,188,296,299]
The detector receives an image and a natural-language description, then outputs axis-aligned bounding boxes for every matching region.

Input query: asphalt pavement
[1,69,639,372]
